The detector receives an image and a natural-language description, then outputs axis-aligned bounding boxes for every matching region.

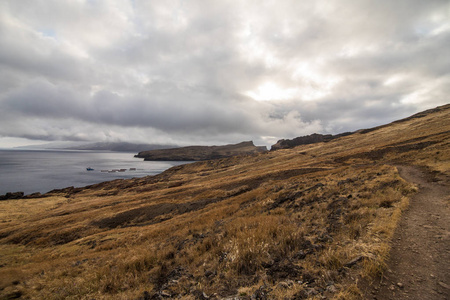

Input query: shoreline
[0,149,190,196]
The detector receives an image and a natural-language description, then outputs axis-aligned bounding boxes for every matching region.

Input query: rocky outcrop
[0,192,24,201]
[135,141,267,161]
[271,132,353,151]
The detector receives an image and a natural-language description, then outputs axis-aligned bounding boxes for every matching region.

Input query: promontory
[135,141,267,161]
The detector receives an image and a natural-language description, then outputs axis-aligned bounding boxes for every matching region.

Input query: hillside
[270,104,450,151]
[135,141,267,161]
[0,104,449,299]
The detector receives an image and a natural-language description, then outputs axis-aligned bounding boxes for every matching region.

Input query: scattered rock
[160,290,172,297]
[204,270,215,278]
[438,281,450,289]
[396,282,404,289]
[277,280,294,289]
[344,255,364,268]
[266,258,303,280]
[251,285,272,300]
[306,288,319,296]
[315,233,333,243]
[326,285,337,293]
[338,178,354,186]
[191,290,209,299]
[4,291,22,299]
[294,250,306,260]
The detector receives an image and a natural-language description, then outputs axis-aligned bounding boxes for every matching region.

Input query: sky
[0,0,449,148]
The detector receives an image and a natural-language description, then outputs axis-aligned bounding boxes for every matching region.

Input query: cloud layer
[1,0,449,147]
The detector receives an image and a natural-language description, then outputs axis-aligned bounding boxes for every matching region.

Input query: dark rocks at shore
[0,191,46,200]
[135,141,267,161]
[270,132,353,151]
[0,191,24,200]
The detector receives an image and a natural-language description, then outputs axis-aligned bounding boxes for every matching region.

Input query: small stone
[430,274,435,278]
[397,282,404,289]
[326,285,337,293]
[278,282,290,289]
[306,288,318,295]
[5,291,22,299]
[344,255,364,267]
[438,281,450,289]
[204,270,214,278]
[389,285,395,291]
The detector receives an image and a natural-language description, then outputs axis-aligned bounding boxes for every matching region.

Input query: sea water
[0,149,189,195]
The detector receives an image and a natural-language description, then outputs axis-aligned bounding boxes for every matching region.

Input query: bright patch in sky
[246,82,297,101]
[292,62,341,101]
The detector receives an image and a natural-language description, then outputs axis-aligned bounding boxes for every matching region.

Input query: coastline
[0,149,189,196]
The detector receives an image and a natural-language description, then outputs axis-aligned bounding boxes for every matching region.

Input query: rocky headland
[270,132,353,151]
[135,141,267,161]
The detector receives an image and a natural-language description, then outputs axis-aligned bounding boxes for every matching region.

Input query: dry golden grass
[0,104,449,299]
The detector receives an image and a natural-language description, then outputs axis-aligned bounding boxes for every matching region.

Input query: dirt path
[362,165,450,299]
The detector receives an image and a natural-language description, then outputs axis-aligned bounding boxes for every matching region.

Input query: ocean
[0,149,189,195]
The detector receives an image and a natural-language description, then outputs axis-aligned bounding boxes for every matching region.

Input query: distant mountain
[135,141,268,161]
[64,142,178,152]
[16,142,178,152]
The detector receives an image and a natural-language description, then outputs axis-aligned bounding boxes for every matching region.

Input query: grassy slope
[0,105,449,299]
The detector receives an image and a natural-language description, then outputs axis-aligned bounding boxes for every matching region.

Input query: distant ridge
[63,142,177,152]
[270,103,450,151]
[16,142,178,152]
[270,132,353,151]
[135,141,267,161]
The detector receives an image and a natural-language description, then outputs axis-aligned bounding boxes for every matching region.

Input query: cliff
[270,132,353,151]
[135,141,267,161]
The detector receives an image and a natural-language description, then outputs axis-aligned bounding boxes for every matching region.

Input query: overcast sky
[1,0,449,148]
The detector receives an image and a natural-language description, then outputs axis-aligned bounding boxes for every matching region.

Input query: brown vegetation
[0,104,449,299]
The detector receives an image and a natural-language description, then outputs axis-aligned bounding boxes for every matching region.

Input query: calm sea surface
[0,149,189,195]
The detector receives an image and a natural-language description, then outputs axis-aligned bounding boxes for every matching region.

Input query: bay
[0,149,189,195]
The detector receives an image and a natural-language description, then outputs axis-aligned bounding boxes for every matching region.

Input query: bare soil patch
[361,165,450,299]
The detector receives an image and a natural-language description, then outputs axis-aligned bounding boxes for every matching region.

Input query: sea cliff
[135,141,267,161]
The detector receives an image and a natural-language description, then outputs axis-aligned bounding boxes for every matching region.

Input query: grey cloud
[0,0,448,147]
